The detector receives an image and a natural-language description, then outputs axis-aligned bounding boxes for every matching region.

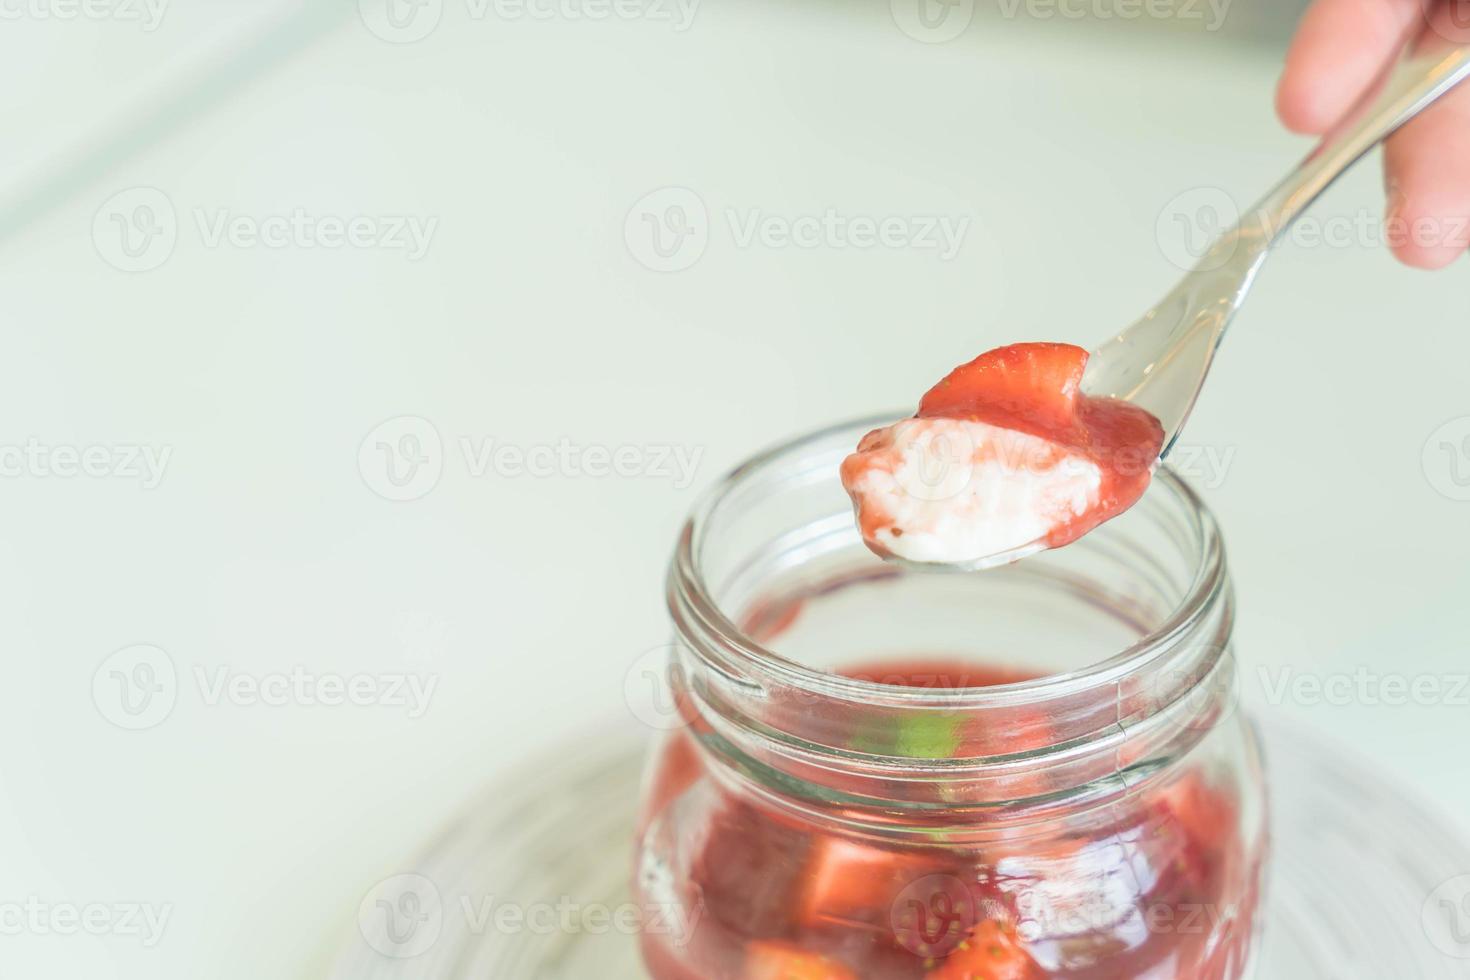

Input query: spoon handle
[1085,42,1470,457]
[1247,45,1470,251]
[1160,43,1470,372]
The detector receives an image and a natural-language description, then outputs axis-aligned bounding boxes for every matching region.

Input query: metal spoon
[1085,44,1470,452]
[898,45,1470,574]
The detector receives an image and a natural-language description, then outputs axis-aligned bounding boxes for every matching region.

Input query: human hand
[1278,0,1470,268]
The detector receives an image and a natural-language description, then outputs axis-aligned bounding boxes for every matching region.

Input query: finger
[1384,8,1470,269]
[1277,0,1427,134]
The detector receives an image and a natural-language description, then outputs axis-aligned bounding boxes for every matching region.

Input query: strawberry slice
[917,342,1088,437]
[924,920,1038,980]
[744,941,858,980]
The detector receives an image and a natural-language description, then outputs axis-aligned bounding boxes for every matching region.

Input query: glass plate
[331,719,1470,979]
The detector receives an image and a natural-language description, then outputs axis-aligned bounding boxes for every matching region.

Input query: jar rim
[669,412,1228,711]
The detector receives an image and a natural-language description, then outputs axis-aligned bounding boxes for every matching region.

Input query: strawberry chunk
[794,834,954,931]
[1158,771,1237,849]
[744,941,858,980]
[795,836,906,928]
[917,342,1088,437]
[924,921,1038,980]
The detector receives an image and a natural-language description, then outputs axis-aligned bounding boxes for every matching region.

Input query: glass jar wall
[633,417,1268,980]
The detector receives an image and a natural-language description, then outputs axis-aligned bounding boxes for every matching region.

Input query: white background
[1,0,1467,977]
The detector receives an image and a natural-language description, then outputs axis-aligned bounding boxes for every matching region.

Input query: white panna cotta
[840,416,1103,564]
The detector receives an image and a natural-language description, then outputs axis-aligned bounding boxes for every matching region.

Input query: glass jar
[633,416,1268,980]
